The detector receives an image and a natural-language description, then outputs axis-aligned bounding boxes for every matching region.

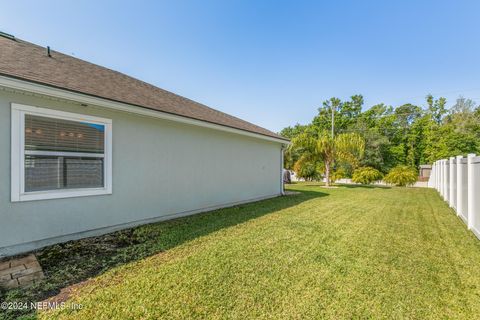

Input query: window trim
[11,103,113,202]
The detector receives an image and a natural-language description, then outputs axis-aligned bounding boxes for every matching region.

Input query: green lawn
[37,183,480,319]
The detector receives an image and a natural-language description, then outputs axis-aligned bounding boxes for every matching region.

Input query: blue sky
[1,1,479,132]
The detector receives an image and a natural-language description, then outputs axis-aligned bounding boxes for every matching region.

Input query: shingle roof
[0,35,287,141]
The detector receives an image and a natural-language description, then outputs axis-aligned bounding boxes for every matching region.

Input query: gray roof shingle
[0,36,287,141]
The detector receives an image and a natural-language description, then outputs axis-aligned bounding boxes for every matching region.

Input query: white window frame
[11,103,113,202]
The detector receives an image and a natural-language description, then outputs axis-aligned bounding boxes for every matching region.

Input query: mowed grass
[40,183,480,319]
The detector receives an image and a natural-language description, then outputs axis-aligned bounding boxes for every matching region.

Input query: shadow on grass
[0,189,326,319]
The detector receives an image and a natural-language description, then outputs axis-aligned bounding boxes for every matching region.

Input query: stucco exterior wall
[0,90,283,257]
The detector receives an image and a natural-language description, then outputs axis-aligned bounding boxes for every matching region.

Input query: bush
[330,167,346,183]
[293,158,321,181]
[384,166,418,186]
[352,167,383,185]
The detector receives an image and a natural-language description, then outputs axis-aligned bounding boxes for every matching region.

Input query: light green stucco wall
[0,90,283,256]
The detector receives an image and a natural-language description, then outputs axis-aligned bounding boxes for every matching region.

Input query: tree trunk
[325,161,331,187]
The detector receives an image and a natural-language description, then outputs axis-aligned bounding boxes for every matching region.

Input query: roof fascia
[0,75,289,145]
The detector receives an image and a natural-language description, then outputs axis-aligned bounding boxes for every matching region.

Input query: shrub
[293,157,321,181]
[384,166,418,186]
[330,167,346,183]
[351,167,383,185]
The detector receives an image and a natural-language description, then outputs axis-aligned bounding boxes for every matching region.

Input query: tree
[407,114,430,167]
[291,132,365,186]
[359,130,390,172]
[312,95,363,135]
[354,103,395,172]
[424,96,480,162]
[426,94,447,124]
[281,93,478,175]
[280,124,307,170]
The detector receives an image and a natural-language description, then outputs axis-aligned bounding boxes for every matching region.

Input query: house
[419,164,432,181]
[0,33,289,257]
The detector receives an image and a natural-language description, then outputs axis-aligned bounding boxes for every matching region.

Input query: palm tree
[291,132,365,186]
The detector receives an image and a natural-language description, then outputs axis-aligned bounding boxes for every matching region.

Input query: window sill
[12,188,112,202]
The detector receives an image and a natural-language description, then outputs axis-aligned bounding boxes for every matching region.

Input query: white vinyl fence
[429,154,480,239]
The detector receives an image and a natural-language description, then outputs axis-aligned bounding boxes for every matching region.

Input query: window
[11,103,112,201]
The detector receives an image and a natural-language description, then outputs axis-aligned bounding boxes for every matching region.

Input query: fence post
[467,154,476,231]
[449,157,456,209]
[444,159,450,202]
[456,156,464,218]
[437,160,441,192]
[437,160,441,191]
[428,162,435,188]
[439,160,444,196]
[442,159,448,201]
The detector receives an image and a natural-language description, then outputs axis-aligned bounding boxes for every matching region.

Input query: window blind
[25,114,105,153]
[24,115,105,192]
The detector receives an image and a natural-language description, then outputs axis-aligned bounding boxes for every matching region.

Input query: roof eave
[0,74,290,145]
